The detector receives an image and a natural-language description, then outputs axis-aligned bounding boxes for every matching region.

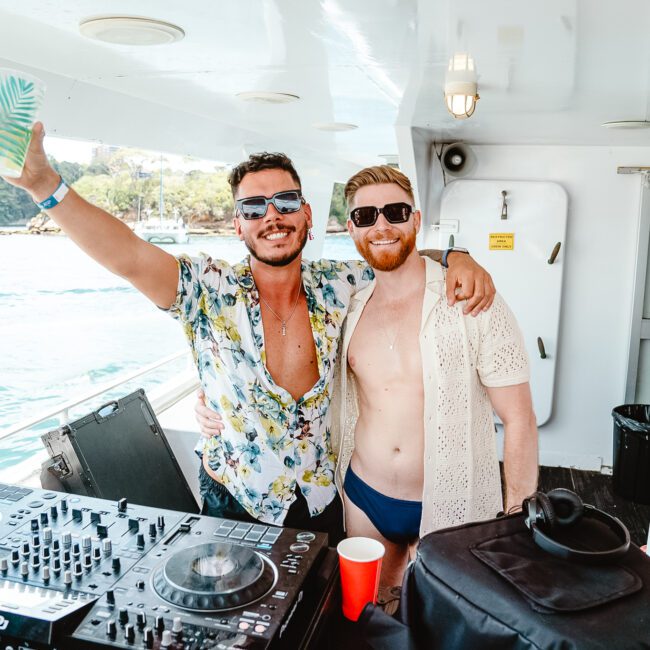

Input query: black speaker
[441,142,475,177]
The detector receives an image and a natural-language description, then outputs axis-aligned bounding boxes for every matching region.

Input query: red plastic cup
[337,537,385,621]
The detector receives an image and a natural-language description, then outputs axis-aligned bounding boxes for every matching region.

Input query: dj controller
[0,482,337,649]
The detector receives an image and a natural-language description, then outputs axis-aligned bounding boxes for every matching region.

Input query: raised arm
[486,382,539,512]
[1,123,178,308]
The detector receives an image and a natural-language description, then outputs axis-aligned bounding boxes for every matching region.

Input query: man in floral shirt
[2,124,494,544]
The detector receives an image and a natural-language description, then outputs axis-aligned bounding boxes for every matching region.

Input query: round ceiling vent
[79,16,185,46]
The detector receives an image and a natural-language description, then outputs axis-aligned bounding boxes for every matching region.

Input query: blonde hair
[344,165,415,208]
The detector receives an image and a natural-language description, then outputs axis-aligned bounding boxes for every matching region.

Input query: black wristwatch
[441,247,469,268]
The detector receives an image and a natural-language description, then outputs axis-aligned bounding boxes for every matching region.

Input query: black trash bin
[612,404,650,504]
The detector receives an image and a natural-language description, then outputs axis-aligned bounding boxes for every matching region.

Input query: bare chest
[260,297,319,401]
[348,295,424,387]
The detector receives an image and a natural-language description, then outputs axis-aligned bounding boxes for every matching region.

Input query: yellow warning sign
[489,233,515,250]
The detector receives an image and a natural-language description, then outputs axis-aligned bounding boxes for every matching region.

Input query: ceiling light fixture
[236,92,300,104]
[79,16,185,46]
[444,53,479,119]
[601,121,650,130]
[312,122,358,131]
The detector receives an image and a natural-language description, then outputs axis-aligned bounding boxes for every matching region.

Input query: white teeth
[371,239,398,246]
[265,232,289,240]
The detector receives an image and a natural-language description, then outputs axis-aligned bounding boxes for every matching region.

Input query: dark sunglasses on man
[349,202,414,228]
[236,190,304,219]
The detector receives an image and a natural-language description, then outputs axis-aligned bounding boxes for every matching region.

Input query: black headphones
[522,488,630,563]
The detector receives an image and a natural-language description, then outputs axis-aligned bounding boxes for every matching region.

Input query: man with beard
[331,165,538,587]
[2,125,495,542]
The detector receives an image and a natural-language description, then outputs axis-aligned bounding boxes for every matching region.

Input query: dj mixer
[0,482,337,649]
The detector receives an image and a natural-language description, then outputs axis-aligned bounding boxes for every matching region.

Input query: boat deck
[538,465,650,546]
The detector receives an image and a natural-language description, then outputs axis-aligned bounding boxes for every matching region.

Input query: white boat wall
[1,0,650,475]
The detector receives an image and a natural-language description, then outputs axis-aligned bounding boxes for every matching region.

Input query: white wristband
[35,177,69,210]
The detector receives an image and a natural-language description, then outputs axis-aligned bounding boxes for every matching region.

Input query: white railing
[0,350,193,442]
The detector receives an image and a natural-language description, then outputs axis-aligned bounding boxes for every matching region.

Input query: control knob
[60,498,68,512]
[63,570,72,586]
[50,505,58,519]
[10,550,19,565]
[61,531,72,547]
[136,611,146,628]
[42,527,52,544]
[52,558,61,574]
[106,590,115,606]
[143,627,154,649]
[102,538,112,556]
[155,615,165,632]
[160,630,173,648]
[82,535,92,551]
[118,607,129,625]
[172,616,183,635]
[72,542,80,558]
[93,546,102,561]
[157,515,165,529]
[118,497,127,512]
[20,561,28,578]
[0,558,7,573]
[42,566,50,583]
[21,542,29,556]
[106,619,116,639]
[40,512,48,525]
[136,533,145,549]
[124,623,135,643]
[30,518,39,532]
[148,522,157,538]
[73,561,83,578]
[112,557,121,573]
[42,546,50,561]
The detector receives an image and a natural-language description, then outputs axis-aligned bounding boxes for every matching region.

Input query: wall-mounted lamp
[444,53,479,119]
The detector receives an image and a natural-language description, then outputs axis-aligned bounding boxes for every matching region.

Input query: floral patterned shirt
[166,254,373,525]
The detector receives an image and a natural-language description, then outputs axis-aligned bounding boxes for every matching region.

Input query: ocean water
[0,233,360,470]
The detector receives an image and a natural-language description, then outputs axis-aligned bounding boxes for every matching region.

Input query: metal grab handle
[501,190,508,220]
[548,242,561,264]
[537,337,547,359]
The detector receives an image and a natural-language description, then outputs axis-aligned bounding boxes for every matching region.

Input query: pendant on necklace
[281,322,287,336]
[389,344,394,350]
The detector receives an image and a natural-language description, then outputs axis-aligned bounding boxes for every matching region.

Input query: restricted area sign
[489,233,515,250]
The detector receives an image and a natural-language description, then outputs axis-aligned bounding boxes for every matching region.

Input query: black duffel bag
[360,490,650,649]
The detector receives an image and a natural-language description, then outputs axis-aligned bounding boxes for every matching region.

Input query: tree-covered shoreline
[0,148,348,231]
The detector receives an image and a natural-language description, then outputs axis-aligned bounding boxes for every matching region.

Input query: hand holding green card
[0,68,45,178]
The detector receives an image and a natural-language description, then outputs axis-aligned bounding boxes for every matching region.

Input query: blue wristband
[35,177,69,210]
[442,247,469,268]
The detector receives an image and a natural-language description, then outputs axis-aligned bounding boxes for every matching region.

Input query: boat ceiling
[1,0,649,170]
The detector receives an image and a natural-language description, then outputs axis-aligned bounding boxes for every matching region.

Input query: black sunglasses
[349,202,414,228]
[236,190,304,220]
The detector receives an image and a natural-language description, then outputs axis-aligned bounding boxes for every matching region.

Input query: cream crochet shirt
[330,257,530,538]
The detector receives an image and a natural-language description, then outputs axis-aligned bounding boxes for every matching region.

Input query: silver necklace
[378,303,403,351]
[259,284,302,336]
